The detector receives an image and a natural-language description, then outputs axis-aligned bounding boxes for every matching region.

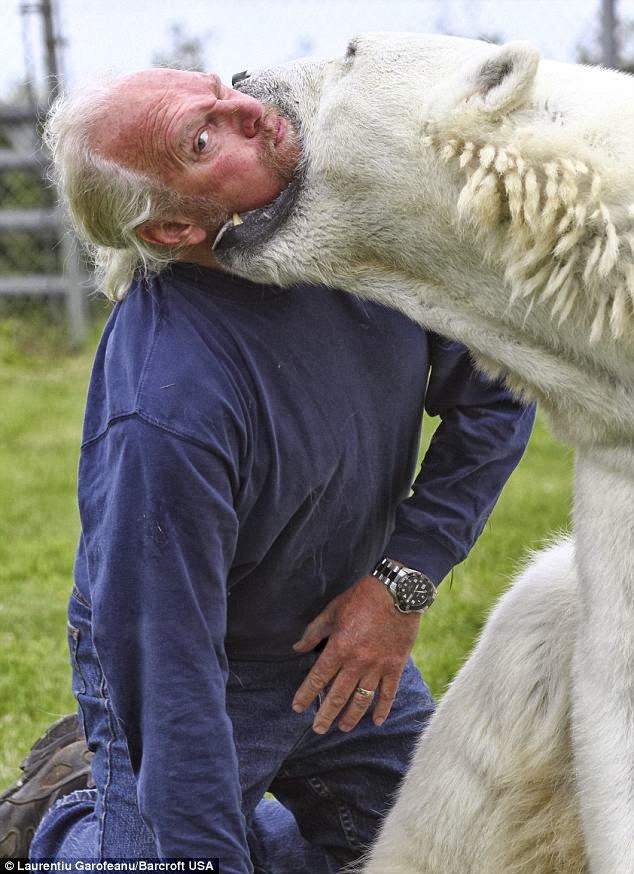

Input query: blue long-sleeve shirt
[73,263,534,866]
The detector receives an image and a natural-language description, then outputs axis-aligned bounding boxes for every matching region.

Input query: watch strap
[372,557,436,613]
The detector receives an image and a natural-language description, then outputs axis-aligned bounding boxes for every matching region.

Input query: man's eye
[196,129,210,152]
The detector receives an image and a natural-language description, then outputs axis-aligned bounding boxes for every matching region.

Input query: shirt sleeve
[77,413,252,871]
[384,334,536,583]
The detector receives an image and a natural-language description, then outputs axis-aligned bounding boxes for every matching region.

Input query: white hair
[44,75,222,301]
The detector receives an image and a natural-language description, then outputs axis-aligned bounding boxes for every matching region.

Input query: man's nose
[215,90,263,138]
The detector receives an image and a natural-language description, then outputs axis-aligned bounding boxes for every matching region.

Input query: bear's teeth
[232,212,244,226]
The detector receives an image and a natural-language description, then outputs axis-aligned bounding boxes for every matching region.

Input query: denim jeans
[31,590,434,872]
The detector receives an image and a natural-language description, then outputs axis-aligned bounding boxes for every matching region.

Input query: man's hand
[291,575,421,734]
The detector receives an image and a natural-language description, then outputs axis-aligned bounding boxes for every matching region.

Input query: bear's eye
[345,39,358,62]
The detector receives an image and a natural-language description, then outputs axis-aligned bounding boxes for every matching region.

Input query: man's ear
[459,41,540,118]
[135,220,207,249]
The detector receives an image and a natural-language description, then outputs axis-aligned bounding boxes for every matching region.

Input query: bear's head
[214,34,634,348]
[213,34,542,288]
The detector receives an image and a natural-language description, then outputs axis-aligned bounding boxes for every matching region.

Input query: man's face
[97,68,300,223]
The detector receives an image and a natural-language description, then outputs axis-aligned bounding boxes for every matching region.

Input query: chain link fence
[0,100,88,344]
[0,106,59,280]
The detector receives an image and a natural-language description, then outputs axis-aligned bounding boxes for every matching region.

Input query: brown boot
[0,714,94,858]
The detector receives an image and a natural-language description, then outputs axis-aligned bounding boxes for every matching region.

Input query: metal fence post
[0,103,90,345]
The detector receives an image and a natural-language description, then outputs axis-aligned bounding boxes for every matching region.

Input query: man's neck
[178,238,228,272]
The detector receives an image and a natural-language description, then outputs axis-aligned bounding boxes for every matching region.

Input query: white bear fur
[215,35,634,873]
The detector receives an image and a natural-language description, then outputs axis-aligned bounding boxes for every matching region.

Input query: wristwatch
[372,557,437,614]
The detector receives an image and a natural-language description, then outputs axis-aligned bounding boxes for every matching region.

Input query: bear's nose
[232,70,250,86]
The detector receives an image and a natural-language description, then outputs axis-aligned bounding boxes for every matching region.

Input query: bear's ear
[459,42,540,118]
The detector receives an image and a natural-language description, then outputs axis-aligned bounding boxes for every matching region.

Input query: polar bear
[212,34,634,874]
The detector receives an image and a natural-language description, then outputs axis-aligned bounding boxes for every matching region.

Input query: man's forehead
[117,67,216,96]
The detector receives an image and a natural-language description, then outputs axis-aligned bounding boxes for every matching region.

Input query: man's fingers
[312,673,379,735]
[291,653,339,713]
[337,679,380,733]
[292,631,323,653]
[311,671,401,734]
[293,659,405,733]
[371,674,400,726]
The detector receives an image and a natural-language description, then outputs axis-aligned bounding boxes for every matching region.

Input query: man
[0,69,534,871]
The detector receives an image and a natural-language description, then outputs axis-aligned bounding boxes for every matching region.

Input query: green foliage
[0,315,573,786]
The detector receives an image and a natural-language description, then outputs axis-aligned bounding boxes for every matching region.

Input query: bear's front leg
[572,445,634,874]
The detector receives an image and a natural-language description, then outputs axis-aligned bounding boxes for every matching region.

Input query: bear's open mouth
[211,164,304,257]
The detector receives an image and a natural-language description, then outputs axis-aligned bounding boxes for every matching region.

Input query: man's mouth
[260,106,287,149]
[274,116,287,147]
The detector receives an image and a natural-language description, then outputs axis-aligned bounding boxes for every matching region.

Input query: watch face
[395,573,434,611]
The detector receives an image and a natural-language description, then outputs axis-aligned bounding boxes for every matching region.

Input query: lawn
[0,306,108,785]
[0,306,573,787]
[413,411,573,694]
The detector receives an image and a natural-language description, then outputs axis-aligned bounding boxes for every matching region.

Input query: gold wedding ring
[355,686,374,699]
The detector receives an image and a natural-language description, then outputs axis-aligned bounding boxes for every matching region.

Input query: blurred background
[0,0,625,784]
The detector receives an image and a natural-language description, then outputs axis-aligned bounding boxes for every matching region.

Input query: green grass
[0,309,574,786]
[0,306,109,784]
[414,413,573,698]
